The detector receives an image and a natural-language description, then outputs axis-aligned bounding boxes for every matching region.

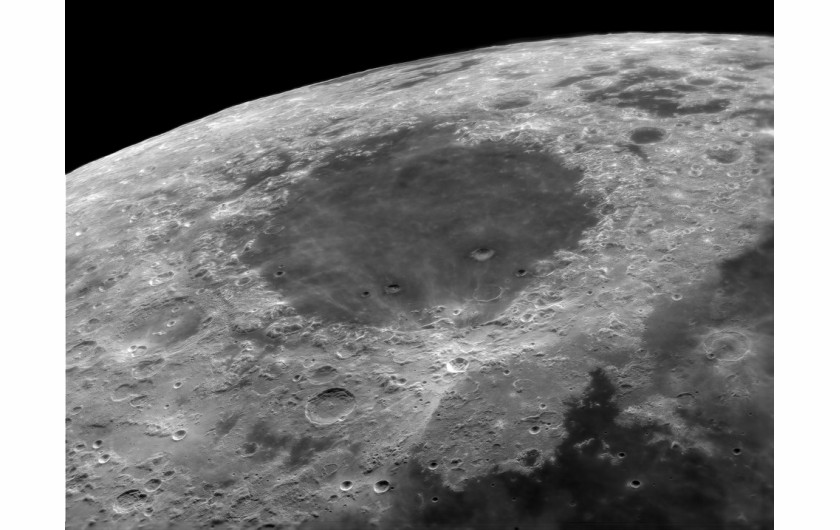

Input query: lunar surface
[66,33,773,529]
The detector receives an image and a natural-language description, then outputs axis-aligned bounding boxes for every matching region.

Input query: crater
[309,365,339,384]
[126,299,205,347]
[241,121,597,327]
[702,330,751,362]
[305,388,357,425]
[629,127,667,144]
[705,147,742,164]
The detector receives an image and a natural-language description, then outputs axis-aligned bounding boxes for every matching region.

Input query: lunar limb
[66,33,772,529]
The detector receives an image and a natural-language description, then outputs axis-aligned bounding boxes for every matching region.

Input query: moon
[66,33,773,529]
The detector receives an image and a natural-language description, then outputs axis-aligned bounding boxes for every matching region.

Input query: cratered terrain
[66,33,773,529]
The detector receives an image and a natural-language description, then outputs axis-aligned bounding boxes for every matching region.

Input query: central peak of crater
[243,122,597,328]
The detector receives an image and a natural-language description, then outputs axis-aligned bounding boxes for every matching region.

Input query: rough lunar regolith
[66,33,773,529]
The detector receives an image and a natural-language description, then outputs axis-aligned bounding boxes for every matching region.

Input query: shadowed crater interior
[242,121,597,327]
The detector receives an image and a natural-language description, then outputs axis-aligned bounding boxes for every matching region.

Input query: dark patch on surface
[741,61,774,71]
[706,147,742,164]
[629,127,666,144]
[619,56,650,69]
[214,413,241,438]
[715,54,774,72]
[752,136,774,165]
[240,120,597,328]
[613,87,684,117]
[671,83,700,92]
[402,61,447,73]
[345,367,761,529]
[750,94,773,103]
[244,421,292,462]
[551,70,614,88]
[718,233,774,308]
[687,77,717,86]
[391,59,481,90]
[244,421,334,467]
[730,108,774,128]
[723,74,754,82]
[583,64,611,72]
[496,69,535,80]
[490,98,533,110]
[635,233,774,528]
[642,228,773,384]
[620,66,685,85]
[587,67,684,98]
[581,67,733,118]
[716,84,744,91]
[675,98,731,115]
[518,448,541,467]
[288,436,335,467]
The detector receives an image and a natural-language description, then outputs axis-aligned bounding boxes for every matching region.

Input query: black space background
[67,9,773,173]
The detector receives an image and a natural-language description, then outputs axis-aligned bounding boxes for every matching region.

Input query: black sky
[67,10,772,173]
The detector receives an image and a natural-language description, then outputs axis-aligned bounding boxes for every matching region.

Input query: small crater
[428,461,438,470]
[92,440,103,449]
[518,448,541,467]
[469,247,496,262]
[340,480,353,491]
[629,480,642,488]
[528,425,541,434]
[171,429,187,441]
[144,478,162,492]
[305,388,357,425]
[384,284,402,295]
[373,480,391,494]
[97,454,111,464]
[445,357,469,373]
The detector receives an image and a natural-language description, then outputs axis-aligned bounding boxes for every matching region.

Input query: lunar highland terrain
[66,33,773,529]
